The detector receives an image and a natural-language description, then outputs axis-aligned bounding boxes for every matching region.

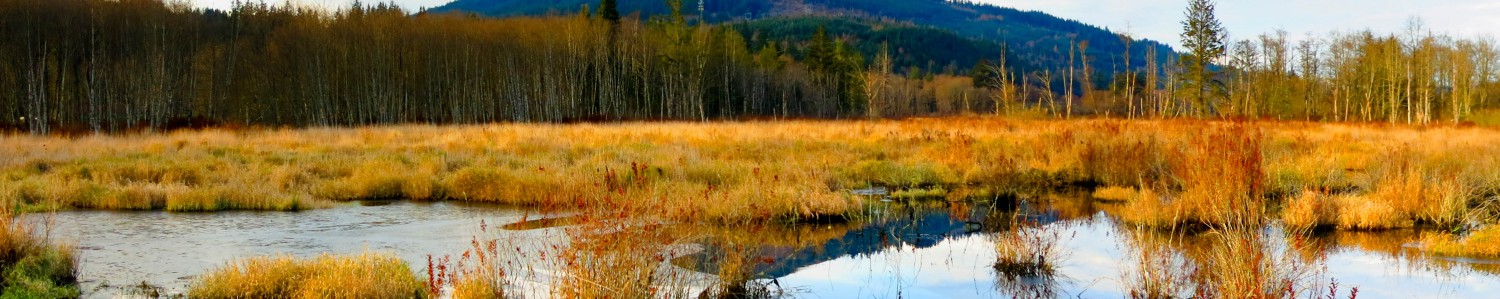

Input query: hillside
[730,16,1037,76]
[429,0,1177,77]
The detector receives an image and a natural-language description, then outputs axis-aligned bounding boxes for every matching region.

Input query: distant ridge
[429,0,1177,78]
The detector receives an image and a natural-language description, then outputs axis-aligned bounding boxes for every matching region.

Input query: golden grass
[1280,190,1340,231]
[1423,225,1500,258]
[993,222,1065,278]
[1119,228,1194,299]
[1195,228,1317,298]
[1092,186,1140,202]
[1,117,1496,227]
[1117,225,1359,299]
[0,217,78,297]
[553,216,696,299]
[188,252,427,299]
[430,209,859,298]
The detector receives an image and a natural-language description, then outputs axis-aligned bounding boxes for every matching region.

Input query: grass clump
[891,187,948,201]
[1280,190,1339,231]
[554,217,692,298]
[1118,225,1359,299]
[992,222,1065,278]
[840,159,957,189]
[0,209,78,298]
[188,252,427,299]
[444,166,565,206]
[1423,225,1500,258]
[1116,123,1266,229]
[1091,186,1141,202]
[1119,229,1194,299]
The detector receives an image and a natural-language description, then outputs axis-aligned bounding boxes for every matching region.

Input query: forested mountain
[729,17,1028,77]
[431,0,1178,78]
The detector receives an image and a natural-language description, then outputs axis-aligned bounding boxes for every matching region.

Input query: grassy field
[2,117,1496,227]
[5,116,1494,295]
[5,117,1500,296]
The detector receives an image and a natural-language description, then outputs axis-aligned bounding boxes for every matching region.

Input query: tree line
[1121,0,1499,122]
[2,0,1497,134]
[0,0,884,134]
[971,0,1500,123]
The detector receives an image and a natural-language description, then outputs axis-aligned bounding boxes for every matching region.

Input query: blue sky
[189,0,1500,50]
[979,0,1500,48]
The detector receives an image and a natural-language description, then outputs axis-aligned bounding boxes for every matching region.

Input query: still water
[25,197,1500,298]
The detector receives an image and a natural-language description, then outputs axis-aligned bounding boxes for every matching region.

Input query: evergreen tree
[1180,0,1227,116]
[756,43,784,70]
[807,26,834,73]
[598,0,619,23]
[970,58,996,88]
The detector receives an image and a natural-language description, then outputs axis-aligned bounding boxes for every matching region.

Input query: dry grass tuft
[1423,225,1500,258]
[1092,186,1141,202]
[1118,225,1358,299]
[554,216,692,298]
[993,221,1066,279]
[1119,228,1194,299]
[1281,190,1339,231]
[0,202,78,297]
[188,252,427,299]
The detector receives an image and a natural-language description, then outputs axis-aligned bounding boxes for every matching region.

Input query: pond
[25,196,1500,298]
[25,201,529,297]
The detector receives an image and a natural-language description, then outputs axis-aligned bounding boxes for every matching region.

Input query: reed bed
[992,220,1066,278]
[0,118,1496,228]
[1117,224,1360,299]
[421,199,862,299]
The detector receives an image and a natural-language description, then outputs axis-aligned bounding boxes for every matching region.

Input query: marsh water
[25,196,1500,298]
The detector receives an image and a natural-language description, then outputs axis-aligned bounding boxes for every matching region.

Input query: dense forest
[0,0,886,134]
[1212,28,1500,122]
[1,0,1498,134]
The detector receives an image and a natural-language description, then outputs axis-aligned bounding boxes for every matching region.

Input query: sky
[189,0,1500,50]
[977,0,1500,48]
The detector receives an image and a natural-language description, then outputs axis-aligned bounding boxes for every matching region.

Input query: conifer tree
[1180,0,1227,116]
[598,0,619,23]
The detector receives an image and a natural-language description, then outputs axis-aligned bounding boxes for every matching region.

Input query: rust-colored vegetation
[2,118,1497,229]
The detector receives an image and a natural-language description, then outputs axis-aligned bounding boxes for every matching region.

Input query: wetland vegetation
[1,0,1499,297]
[2,117,1500,297]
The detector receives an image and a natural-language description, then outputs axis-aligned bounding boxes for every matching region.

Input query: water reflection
[664,194,1500,298]
[24,193,1500,299]
[25,201,524,298]
[673,200,1022,279]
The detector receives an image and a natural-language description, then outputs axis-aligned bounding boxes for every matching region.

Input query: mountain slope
[430,0,1176,78]
[730,16,1035,75]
